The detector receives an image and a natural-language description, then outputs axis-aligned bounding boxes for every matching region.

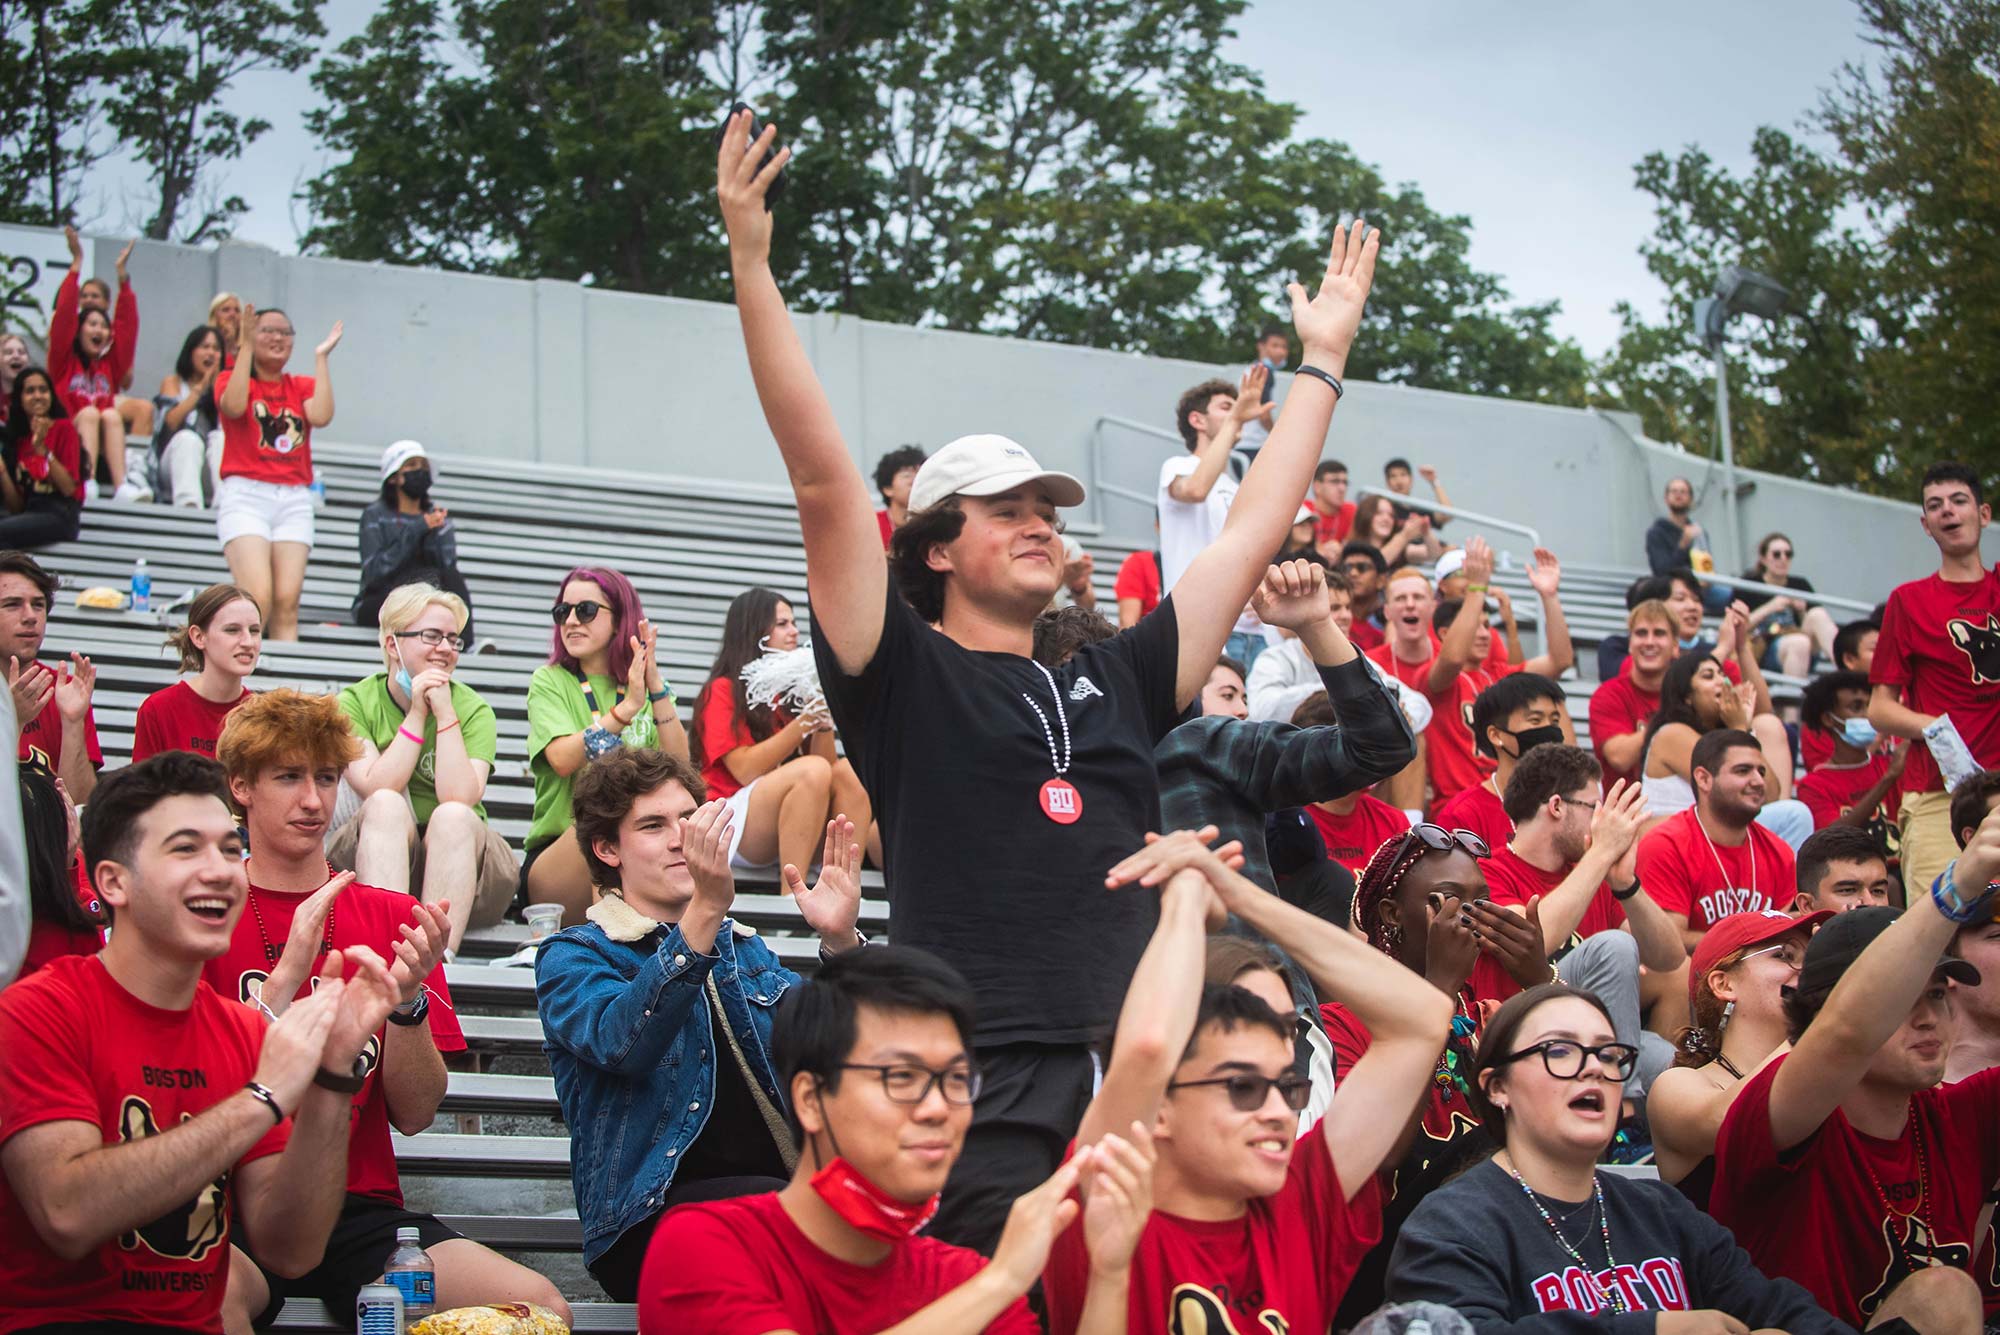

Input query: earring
[1718,999,1735,1033]
[1380,923,1404,956]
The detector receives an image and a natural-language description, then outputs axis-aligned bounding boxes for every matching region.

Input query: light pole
[1693,266,1789,573]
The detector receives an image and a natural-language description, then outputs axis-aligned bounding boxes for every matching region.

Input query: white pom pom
[739,646,826,718]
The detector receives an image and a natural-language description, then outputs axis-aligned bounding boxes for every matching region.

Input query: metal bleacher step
[275,1300,636,1331]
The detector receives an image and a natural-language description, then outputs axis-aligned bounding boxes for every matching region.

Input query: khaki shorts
[327,810,518,931]
[1897,789,1958,902]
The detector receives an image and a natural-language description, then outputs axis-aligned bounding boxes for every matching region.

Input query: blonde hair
[166,583,262,672]
[378,582,469,664]
[206,291,240,321]
[1628,598,1675,633]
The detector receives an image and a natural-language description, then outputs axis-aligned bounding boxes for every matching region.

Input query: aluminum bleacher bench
[433,1214,586,1251]
[393,1132,571,1177]
[438,1072,561,1117]
[274,1300,636,1331]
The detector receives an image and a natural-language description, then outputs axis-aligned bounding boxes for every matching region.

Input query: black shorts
[926,1042,1097,1256]
[249,1194,464,1327]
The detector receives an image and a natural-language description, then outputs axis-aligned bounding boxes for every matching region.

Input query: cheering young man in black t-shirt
[717,110,1381,1252]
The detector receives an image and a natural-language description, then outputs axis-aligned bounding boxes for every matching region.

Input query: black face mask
[1506,723,1566,757]
[398,468,432,500]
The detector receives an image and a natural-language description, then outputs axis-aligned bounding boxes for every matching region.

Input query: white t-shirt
[1157,453,1259,635]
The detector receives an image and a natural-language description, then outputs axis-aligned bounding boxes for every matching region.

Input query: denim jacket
[535,894,799,1265]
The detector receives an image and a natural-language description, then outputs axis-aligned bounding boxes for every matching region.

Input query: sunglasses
[550,600,606,626]
[1400,824,1491,860]
[1498,1039,1639,1082]
[1167,1071,1314,1113]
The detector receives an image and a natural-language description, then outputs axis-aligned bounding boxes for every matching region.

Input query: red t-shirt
[6,418,82,501]
[640,1191,1036,1334]
[1114,550,1163,620]
[1432,779,1512,854]
[877,509,894,548]
[132,681,253,763]
[215,369,315,486]
[18,916,102,981]
[1711,1055,2000,1325]
[1796,755,1901,830]
[1307,795,1411,873]
[1800,725,1833,773]
[695,676,793,802]
[1484,844,1625,943]
[15,660,103,777]
[1587,671,1660,792]
[1043,1117,1382,1335]
[1872,569,2000,795]
[46,271,136,415]
[1366,642,1491,805]
[1634,809,1795,935]
[1348,618,1385,652]
[1309,500,1356,547]
[0,955,290,1333]
[201,880,464,1207]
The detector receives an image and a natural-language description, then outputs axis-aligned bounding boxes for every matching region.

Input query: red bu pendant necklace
[1022,661,1082,824]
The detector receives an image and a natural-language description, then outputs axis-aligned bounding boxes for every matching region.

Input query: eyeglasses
[1340,560,1377,575]
[839,1063,983,1106]
[1738,942,1803,972]
[1167,1072,1314,1113]
[550,600,605,626]
[394,628,465,652]
[256,326,295,338]
[1766,548,1793,559]
[1561,795,1599,812]
[1498,1039,1639,1081]
[1400,824,1491,860]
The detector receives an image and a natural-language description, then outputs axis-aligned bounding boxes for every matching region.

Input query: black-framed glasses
[550,600,605,626]
[839,1063,982,1106]
[1498,1039,1638,1081]
[1402,824,1490,860]
[1340,560,1377,575]
[394,628,465,652]
[1167,1072,1314,1113]
[1561,795,1599,812]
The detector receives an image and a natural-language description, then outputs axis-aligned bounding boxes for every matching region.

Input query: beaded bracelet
[582,724,625,759]
[1930,860,1996,925]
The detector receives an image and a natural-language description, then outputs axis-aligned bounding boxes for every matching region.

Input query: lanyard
[1696,813,1756,905]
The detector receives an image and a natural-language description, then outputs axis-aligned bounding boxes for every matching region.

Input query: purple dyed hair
[547,566,644,681]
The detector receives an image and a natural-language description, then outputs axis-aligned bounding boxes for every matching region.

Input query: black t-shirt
[673,998,789,1186]
[814,584,1183,1045]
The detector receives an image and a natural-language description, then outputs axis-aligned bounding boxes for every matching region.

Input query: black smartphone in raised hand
[715,102,787,211]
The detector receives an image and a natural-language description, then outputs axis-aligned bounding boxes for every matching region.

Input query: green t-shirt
[525,664,659,850]
[337,671,498,826]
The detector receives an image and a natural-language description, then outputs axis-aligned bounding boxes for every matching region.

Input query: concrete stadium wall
[15,227,1994,604]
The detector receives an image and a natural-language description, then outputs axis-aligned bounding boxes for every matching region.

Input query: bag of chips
[408,1303,569,1335]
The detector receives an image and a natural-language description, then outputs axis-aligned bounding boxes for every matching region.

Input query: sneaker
[84,478,99,502]
[110,480,148,503]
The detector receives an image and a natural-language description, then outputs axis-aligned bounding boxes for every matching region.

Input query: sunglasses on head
[550,600,606,626]
[1167,1071,1314,1113]
[1400,823,1490,860]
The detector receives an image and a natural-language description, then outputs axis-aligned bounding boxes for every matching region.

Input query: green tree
[1601,0,2000,496]
[0,1,106,227]
[302,0,1589,403]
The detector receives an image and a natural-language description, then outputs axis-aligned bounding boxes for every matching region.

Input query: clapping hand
[321,946,404,1072]
[315,322,343,358]
[987,1154,1088,1294]
[717,110,793,264]
[1286,218,1381,368]
[387,900,450,1005]
[8,656,53,723]
[261,871,358,1013]
[53,653,93,723]
[1526,547,1562,598]
[1589,780,1649,875]
[785,815,862,950]
[1461,536,1495,589]
[1081,1123,1157,1277]
[238,303,258,351]
[1229,364,1269,425]
[1250,559,1332,633]
[680,800,738,918]
[253,977,345,1115]
[114,239,134,286]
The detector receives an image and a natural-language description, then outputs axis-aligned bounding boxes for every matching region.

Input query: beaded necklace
[1499,1159,1627,1314]
[246,862,339,966]
[1856,1107,1934,1235]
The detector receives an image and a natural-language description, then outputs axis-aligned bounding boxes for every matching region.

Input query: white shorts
[721,777,777,872]
[216,475,316,547]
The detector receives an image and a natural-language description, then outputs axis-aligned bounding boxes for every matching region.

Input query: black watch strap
[1612,876,1643,902]
[387,990,430,1026]
[1295,364,1344,399]
[313,1059,367,1094]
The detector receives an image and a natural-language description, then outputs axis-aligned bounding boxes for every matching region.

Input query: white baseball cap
[908,434,1085,515]
[380,439,429,482]
[1432,549,1466,582]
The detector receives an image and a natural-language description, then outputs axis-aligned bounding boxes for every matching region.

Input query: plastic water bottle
[309,468,327,510]
[129,558,150,614]
[382,1226,435,1318]
[355,1282,403,1334]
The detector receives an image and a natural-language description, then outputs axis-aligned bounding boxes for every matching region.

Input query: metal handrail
[1354,488,1549,655]
[1089,414,1184,531]
[1668,570,1877,616]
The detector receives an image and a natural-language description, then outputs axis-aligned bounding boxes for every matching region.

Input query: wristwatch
[313,1057,367,1094]
[387,990,430,1027]
[1611,876,1643,902]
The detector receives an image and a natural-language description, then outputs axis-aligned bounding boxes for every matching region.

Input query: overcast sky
[96,0,1874,357]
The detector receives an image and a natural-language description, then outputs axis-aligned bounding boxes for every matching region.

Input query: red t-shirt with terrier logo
[215,370,315,486]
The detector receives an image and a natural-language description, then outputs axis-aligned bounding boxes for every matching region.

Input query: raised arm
[1168,222,1379,706]
[1767,807,2000,1150]
[302,322,339,427]
[219,304,256,421]
[1516,548,1574,677]
[1167,365,1264,505]
[717,112,885,674]
[1429,536,1491,694]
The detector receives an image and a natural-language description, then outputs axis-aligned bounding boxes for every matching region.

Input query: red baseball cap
[1689,908,1832,1006]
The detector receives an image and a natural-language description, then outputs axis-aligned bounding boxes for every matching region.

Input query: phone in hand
[715,102,788,211]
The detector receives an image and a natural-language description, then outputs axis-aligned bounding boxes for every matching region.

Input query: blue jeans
[1224,630,1267,673]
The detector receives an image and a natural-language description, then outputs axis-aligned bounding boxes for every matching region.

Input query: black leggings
[0,502,80,549]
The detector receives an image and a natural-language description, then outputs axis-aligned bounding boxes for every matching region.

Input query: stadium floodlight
[1691,266,1791,573]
